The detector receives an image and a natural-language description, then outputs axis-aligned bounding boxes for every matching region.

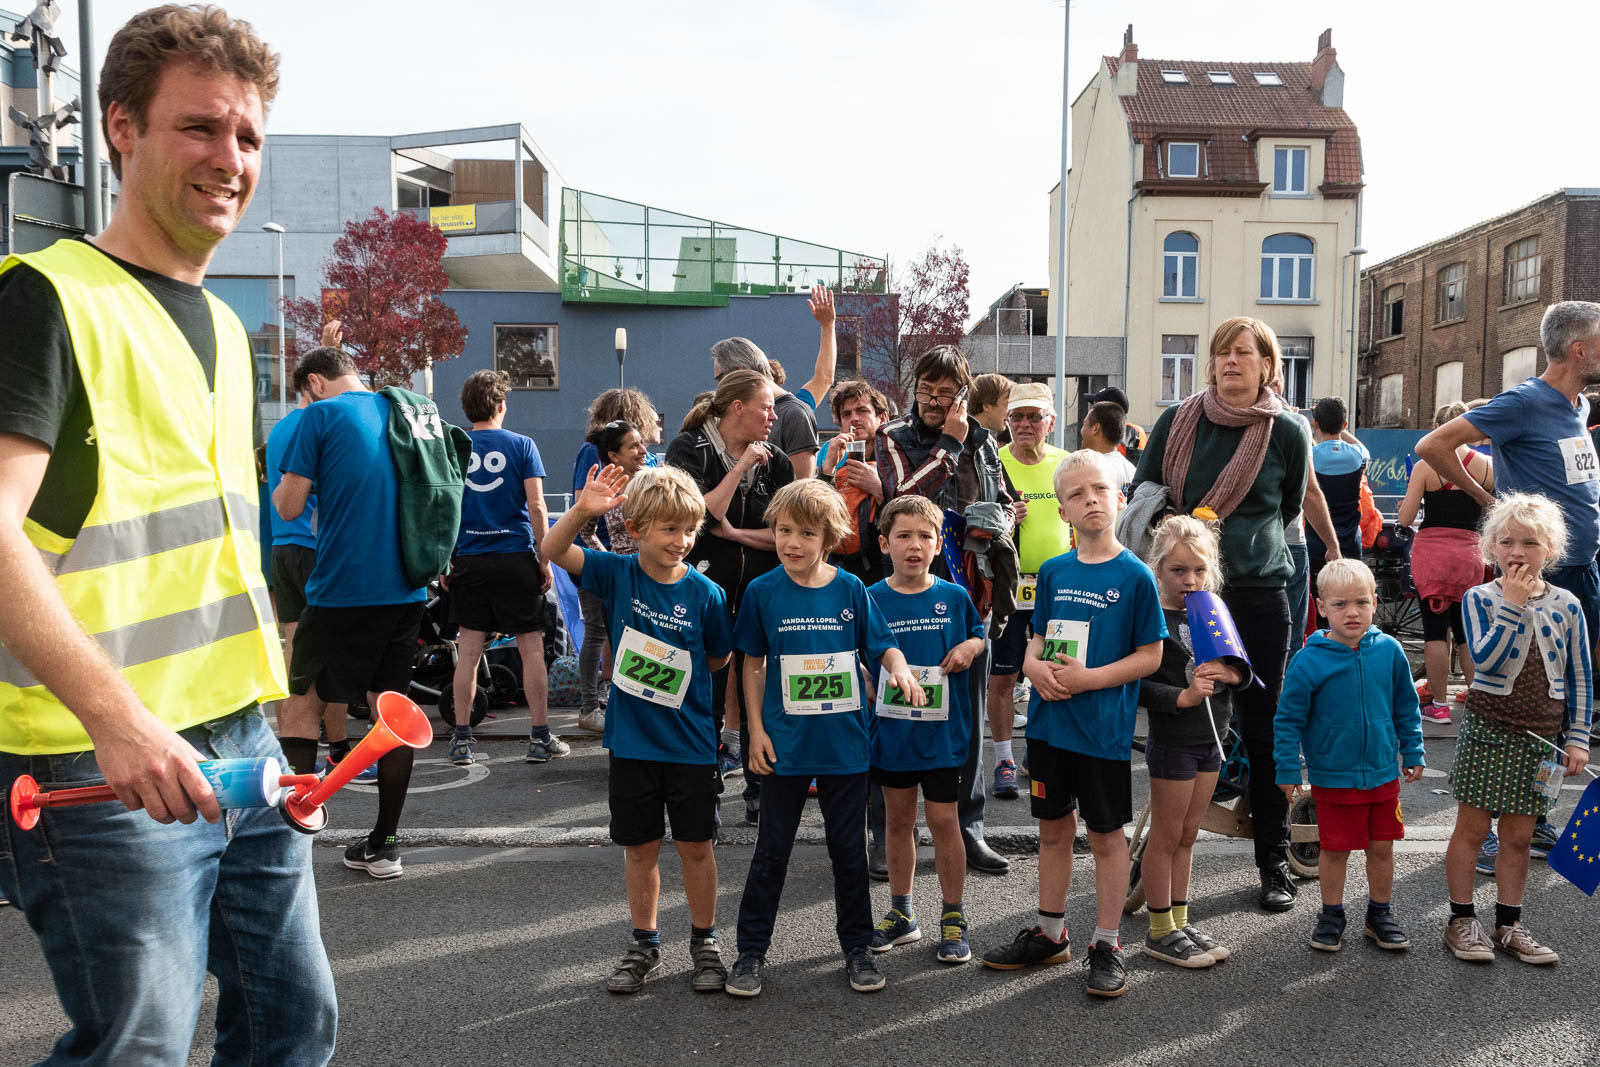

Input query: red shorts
[1310,778,1405,852]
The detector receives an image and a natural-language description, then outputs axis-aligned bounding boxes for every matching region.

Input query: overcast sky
[47,0,1600,324]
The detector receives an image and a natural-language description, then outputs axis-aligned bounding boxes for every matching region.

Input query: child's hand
[577,463,629,516]
[1177,675,1217,708]
[1195,660,1243,687]
[1024,656,1071,702]
[939,639,982,675]
[1502,562,1539,606]
[746,730,777,775]
[1051,654,1097,694]
[1278,782,1300,801]
[1401,765,1425,783]
[1564,744,1589,777]
[885,668,927,707]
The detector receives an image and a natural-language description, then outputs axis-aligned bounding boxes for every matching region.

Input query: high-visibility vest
[0,240,287,755]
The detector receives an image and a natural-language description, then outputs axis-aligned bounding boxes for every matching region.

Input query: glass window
[1207,70,1235,84]
[494,324,558,389]
[1162,231,1199,298]
[1379,374,1405,425]
[1435,361,1463,408]
[1273,147,1308,194]
[836,315,861,380]
[396,179,425,209]
[1279,336,1313,408]
[1382,284,1404,338]
[1502,346,1538,391]
[1160,69,1188,84]
[1254,71,1283,86]
[1504,236,1541,304]
[1260,234,1314,301]
[1160,335,1197,404]
[1167,142,1200,179]
[1438,262,1466,323]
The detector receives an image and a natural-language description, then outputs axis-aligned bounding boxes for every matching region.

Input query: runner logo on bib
[1042,618,1090,663]
[876,664,948,721]
[613,625,691,709]
[780,652,861,715]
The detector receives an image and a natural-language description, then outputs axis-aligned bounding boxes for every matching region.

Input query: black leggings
[1221,585,1292,870]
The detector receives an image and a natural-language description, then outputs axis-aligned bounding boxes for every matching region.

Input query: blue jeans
[0,707,337,1067]
[1285,542,1310,658]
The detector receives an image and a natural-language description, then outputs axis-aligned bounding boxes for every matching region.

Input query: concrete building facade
[1050,27,1365,429]
[1356,188,1600,428]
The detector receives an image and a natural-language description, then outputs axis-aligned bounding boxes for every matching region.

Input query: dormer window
[1166,142,1200,179]
[1160,69,1188,84]
[1206,71,1235,84]
[1253,71,1283,86]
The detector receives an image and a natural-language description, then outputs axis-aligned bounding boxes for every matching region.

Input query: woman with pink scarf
[1397,402,1495,725]
[1130,316,1309,913]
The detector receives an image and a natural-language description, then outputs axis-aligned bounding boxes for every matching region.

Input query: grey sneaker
[1182,925,1229,962]
[1143,929,1214,968]
[526,735,571,762]
[606,940,663,994]
[578,707,605,733]
[1493,921,1559,965]
[690,937,727,992]
[448,735,474,766]
[845,947,886,992]
[342,836,402,880]
[724,951,765,998]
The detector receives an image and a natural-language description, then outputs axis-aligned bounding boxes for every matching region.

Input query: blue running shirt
[456,428,545,556]
[867,577,985,772]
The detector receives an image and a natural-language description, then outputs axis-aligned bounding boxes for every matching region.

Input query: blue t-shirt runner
[1465,377,1600,566]
[265,405,315,549]
[866,577,985,772]
[733,567,898,776]
[281,390,423,607]
[580,548,733,764]
[1028,548,1166,760]
[457,427,545,556]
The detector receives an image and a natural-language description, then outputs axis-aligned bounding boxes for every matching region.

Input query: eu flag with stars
[1184,590,1254,674]
[1548,775,1600,896]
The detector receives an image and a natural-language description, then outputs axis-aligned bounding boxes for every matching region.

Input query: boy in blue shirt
[1275,558,1425,953]
[447,370,567,766]
[727,480,924,998]
[981,451,1165,997]
[866,495,987,964]
[543,463,735,995]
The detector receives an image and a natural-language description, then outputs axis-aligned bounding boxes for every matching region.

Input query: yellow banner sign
[429,204,476,233]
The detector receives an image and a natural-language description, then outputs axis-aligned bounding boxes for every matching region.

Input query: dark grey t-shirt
[771,390,819,460]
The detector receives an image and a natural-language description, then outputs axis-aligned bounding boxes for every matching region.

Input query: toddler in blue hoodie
[1275,558,1425,954]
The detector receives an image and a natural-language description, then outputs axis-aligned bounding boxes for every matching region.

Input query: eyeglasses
[914,388,966,409]
[1007,411,1046,424]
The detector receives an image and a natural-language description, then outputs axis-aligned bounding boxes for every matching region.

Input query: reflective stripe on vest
[0,241,286,755]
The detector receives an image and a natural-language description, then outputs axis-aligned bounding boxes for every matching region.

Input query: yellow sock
[1172,901,1190,929]
[1148,906,1177,938]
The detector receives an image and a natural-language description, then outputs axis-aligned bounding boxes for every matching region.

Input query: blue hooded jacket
[1274,626,1425,789]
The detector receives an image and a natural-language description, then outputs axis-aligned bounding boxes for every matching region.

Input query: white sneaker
[1012,713,1029,731]
[578,707,605,733]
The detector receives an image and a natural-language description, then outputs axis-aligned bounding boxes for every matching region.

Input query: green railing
[560,188,887,306]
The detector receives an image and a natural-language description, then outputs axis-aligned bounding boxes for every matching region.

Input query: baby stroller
[1368,522,1424,642]
[1124,725,1320,914]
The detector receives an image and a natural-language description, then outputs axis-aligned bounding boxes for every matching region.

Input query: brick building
[1356,188,1600,428]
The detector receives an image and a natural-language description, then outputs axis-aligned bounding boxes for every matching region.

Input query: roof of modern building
[1105,53,1361,188]
[1361,187,1600,274]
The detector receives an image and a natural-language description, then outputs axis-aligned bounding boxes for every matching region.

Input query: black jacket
[666,428,794,611]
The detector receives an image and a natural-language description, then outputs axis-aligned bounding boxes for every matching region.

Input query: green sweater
[381,386,472,588]
[1131,404,1308,589]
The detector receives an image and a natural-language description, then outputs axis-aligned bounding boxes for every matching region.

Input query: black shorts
[449,551,552,634]
[608,756,723,846]
[869,764,961,803]
[989,607,1032,676]
[1025,738,1132,833]
[1420,598,1465,644]
[1144,739,1223,782]
[270,544,316,623]
[288,602,425,704]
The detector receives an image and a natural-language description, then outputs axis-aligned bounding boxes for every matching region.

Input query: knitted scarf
[1161,386,1282,520]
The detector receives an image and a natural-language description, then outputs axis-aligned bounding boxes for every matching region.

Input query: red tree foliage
[848,239,970,406]
[284,208,467,387]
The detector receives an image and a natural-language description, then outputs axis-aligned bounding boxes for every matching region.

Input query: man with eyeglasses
[876,345,1015,875]
[986,382,1073,801]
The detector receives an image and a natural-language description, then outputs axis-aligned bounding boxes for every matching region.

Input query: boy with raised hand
[1275,558,1424,954]
[866,495,988,963]
[981,451,1165,998]
[726,480,925,998]
[543,463,734,995]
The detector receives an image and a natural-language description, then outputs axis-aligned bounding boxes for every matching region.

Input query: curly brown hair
[100,5,282,180]
[460,369,511,423]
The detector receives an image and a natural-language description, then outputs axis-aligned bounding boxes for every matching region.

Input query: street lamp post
[1343,245,1367,425]
[262,222,286,409]
[615,327,628,389]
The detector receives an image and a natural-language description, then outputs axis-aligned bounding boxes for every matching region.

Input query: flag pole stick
[1204,695,1226,764]
[1523,730,1599,779]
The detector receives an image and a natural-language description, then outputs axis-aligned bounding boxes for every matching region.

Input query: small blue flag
[1184,590,1254,674]
[1548,774,1600,896]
